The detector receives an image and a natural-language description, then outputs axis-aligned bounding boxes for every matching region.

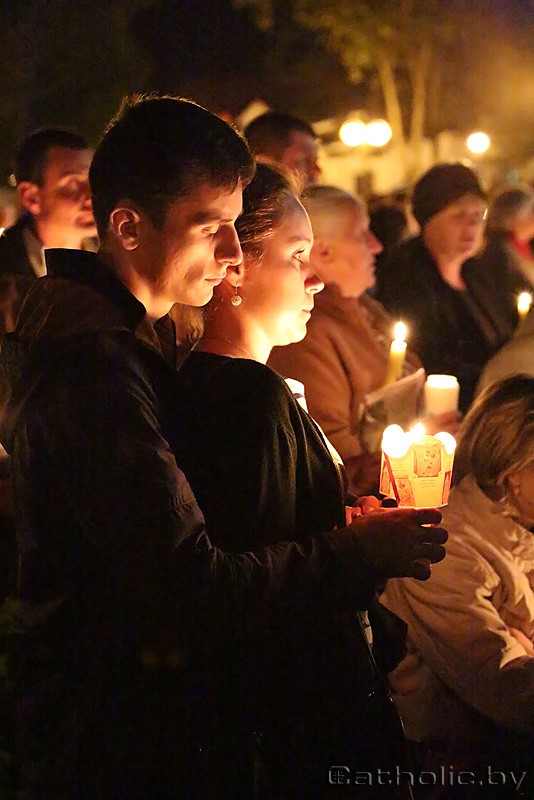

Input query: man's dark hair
[89,94,255,240]
[15,127,90,186]
[244,112,316,162]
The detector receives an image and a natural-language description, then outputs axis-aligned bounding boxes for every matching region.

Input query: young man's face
[140,182,243,309]
[30,146,96,240]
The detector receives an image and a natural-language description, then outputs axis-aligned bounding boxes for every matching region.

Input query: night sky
[0,0,532,177]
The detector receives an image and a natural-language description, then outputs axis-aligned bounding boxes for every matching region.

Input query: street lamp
[366,119,393,147]
[339,119,367,147]
[339,117,393,149]
[466,131,490,155]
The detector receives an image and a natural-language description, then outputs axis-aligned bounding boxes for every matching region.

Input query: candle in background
[424,374,460,416]
[517,292,532,321]
[384,321,407,385]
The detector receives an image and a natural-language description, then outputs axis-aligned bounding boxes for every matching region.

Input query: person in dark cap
[376,162,512,411]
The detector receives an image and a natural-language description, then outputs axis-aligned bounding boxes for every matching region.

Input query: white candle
[424,374,459,416]
[517,292,532,321]
[384,321,407,385]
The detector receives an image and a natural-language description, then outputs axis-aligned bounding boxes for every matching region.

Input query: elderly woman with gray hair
[381,375,534,792]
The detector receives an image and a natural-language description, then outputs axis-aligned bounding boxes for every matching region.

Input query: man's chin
[182,288,214,308]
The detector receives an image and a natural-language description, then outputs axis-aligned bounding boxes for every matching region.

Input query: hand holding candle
[384,321,407,385]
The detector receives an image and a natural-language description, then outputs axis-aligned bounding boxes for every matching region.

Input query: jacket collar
[44,248,147,332]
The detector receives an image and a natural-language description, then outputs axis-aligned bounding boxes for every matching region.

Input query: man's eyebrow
[188,211,227,225]
[58,170,87,179]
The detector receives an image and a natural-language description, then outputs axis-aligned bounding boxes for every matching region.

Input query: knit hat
[412,163,486,228]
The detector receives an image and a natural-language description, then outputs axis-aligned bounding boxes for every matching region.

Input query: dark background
[0,0,532,179]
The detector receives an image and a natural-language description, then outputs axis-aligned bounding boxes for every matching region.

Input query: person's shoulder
[186,351,289,399]
[222,355,288,393]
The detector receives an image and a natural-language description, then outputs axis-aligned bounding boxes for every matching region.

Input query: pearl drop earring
[231,287,242,306]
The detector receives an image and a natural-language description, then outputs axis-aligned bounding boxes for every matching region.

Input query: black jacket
[0,249,385,799]
[174,351,408,798]
[376,236,511,411]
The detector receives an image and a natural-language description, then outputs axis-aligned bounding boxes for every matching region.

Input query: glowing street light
[339,119,367,147]
[466,131,490,155]
[366,119,393,147]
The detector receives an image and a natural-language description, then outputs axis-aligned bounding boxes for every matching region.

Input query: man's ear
[18,182,41,216]
[311,237,334,265]
[109,206,142,251]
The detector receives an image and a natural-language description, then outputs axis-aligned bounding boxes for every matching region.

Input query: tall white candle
[384,321,407,385]
[424,374,459,416]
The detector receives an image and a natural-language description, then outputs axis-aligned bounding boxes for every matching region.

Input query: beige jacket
[381,476,534,745]
[268,287,422,491]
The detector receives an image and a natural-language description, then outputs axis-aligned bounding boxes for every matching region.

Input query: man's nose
[307,161,322,185]
[216,226,243,267]
[368,231,383,254]
[81,182,93,209]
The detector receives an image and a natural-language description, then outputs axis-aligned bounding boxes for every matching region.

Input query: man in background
[244,110,321,186]
[0,127,96,332]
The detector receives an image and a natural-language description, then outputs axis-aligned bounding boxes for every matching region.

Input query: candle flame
[517,292,532,315]
[393,321,407,343]
[435,431,457,455]
[408,423,426,442]
[381,424,410,458]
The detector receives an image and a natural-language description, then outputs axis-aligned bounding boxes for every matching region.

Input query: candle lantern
[380,423,456,508]
[424,374,459,417]
[384,321,407,385]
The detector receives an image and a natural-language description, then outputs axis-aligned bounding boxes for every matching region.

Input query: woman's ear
[109,206,142,251]
[224,261,245,288]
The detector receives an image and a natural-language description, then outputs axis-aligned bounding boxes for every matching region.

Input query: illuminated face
[423,194,486,262]
[240,200,323,347]
[35,146,97,240]
[139,182,243,309]
[281,131,321,186]
[314,202,383,298]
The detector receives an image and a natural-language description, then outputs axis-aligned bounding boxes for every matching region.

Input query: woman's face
[241,199,323,348]
[508,466,534,526]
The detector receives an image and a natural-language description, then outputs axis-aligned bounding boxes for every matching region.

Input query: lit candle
[517,292,532,321]
[424,374,460,417]
[384,321,407,385]
[380,423,456,508]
